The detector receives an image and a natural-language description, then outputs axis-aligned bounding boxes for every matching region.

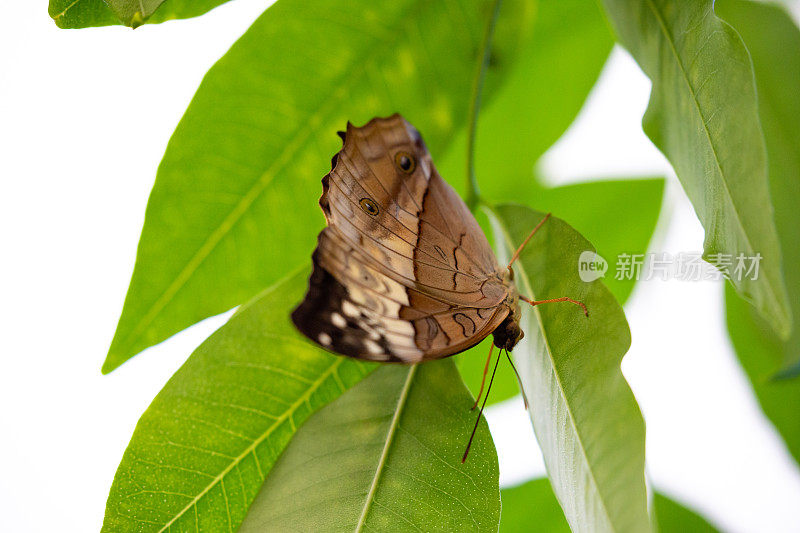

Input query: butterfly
[291,115,587,460]
[292,113,586,364]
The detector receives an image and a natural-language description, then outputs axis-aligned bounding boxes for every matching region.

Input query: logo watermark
[578,251,762,282]
[578,251,608,282]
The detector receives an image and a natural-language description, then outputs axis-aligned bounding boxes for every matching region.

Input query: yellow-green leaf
[101,270,374,531]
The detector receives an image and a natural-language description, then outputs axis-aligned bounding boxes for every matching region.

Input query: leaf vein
[155,358,346,532]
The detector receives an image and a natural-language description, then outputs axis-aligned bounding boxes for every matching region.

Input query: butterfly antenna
[520,294,589,317]
[504,350,529,410]
[507,212,551,270]
[472,343,494,410]
[462,347,502,464]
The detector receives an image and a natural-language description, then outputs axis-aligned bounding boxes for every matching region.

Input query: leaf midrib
[354,365,417,531]
[152,357,348,532]
[486,207,617,532]
[116,0,435,359]
[642,0,780,308]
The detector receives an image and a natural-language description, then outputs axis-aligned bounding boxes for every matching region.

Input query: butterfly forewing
[292,114,511,362]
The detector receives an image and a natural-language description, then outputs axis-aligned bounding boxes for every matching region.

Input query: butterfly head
[491,310,524,352]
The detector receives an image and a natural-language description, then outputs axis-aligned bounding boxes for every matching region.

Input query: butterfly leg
[471,344,494,410]
[507,212,552,269]
[520,295,589,317]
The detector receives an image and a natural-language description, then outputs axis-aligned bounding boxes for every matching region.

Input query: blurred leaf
[499,478,718,533]
[240,362,500,532]
[725,282,800,462]
[103,0,534,373]
[475,0,613,189]
[652,493,718,533]
[500,478,571,533]
[49,0,237,28]
[440,0,613,196]
[458,178,664,405]
[488,206,649,532]
[102,269,374,531]
[599,0,791,337]
[717,0,800,464]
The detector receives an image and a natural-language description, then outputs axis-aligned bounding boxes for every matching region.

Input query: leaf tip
[100,360,117,375]
[128,11,145,29]
[101,346,125,375]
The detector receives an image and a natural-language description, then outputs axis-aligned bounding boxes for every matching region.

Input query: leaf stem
[466,0,503,211]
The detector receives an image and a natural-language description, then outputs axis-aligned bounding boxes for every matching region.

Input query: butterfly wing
[291,114,510,362]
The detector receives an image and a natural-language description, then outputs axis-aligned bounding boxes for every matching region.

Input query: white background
[2,1,800,531]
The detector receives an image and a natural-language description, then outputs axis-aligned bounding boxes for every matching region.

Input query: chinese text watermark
[578,251,762,282]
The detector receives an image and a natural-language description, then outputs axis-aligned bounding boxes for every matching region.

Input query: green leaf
[716,0,800,464]
[499,478,718,533]
[727,280,800,462]
[101,269,374,532]
[240,362,500,532]
[598,0,792,337]
[103,0,534,373]
[500,478,571,533]
[458,178,664,406]
[49,0,236,28]
[49,0,120,28]
[489,205,649,532]
[652,493,719,533]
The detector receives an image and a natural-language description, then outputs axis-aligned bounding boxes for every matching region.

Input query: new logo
[578,251,608,282]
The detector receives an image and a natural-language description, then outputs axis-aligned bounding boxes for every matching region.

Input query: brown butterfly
[291,114,587,458]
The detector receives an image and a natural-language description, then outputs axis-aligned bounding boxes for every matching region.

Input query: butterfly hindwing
[292,230,507,362]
